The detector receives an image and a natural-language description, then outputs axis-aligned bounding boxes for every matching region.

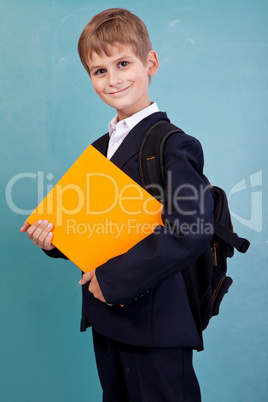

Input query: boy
[21,8,214,402]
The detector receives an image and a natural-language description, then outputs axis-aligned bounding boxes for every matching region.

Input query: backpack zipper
[212,242,218,266]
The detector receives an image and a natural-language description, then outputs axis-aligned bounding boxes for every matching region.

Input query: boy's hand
[20,220,55,251]
[79,270,111,305]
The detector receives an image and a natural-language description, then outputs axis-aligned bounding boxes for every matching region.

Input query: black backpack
[138,120,250,351]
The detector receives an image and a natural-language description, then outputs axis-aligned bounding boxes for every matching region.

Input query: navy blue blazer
[45,111,214,348]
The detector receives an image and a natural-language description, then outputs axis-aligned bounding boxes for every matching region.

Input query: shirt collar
[108,102,159,137]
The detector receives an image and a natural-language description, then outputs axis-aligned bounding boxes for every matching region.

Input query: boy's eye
[95,69,106,75]
[118,61,129,68]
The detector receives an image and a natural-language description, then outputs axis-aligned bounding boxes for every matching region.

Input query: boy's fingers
[37,223,55,250]
[42,232,55,250]
[21,219,55,250]
[36,222,53,242]
[27,220,54,248]
[79,270,95,285]
[27,220,48,237]
[26,219,43,237]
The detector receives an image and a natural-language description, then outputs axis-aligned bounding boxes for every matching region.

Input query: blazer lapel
[110,112,169,170]
[92,133,109,156]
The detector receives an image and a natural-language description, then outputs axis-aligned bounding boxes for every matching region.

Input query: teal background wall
[1,0,267,401]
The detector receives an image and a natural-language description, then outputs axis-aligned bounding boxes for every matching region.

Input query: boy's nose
[107,71,123,86]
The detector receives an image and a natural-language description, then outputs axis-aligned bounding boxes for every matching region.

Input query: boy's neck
[116,101,155,122]
[110,102,159,131]
[116,101,151,122]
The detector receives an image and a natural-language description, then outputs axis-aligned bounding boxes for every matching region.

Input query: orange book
[27,145,163,272]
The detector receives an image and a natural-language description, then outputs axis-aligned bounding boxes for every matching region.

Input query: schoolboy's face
[86,44,158,121]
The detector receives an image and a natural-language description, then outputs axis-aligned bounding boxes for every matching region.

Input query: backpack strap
[139,121,183,201]
[214,221,250,253]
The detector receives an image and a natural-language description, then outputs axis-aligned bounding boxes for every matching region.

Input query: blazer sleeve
[42,248,68,260]
[95,133,214,306]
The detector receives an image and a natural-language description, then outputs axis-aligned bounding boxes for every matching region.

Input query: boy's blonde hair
[78,8,152,75]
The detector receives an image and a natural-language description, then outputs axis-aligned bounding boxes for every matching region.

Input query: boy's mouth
[108,85,131,96]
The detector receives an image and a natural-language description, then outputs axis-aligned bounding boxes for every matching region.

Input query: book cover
[27,145,163,272]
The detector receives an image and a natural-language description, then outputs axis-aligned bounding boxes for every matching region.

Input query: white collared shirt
[107,102,159,160]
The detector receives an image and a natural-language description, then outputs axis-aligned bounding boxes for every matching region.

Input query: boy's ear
[147,50,159,77]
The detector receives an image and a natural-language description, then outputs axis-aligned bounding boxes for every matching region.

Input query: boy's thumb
[20,221,30,232]
[79,270,95,285]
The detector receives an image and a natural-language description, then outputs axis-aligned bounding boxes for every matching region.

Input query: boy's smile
[86,44,158,121]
